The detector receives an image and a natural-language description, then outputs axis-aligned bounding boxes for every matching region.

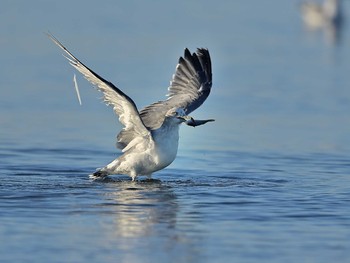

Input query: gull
[300,0,343,44]
[47,33,214,181]
[300,0,342,28]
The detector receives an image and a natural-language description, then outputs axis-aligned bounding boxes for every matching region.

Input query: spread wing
[139,48,212,130]
[47,33,150,151]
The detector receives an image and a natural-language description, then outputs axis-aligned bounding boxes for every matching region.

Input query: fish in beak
[185,118,215,127]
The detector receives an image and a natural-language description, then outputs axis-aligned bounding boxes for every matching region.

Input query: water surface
[1,148,349,263]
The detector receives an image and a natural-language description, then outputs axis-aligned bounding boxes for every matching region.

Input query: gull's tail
[89,169,109,180]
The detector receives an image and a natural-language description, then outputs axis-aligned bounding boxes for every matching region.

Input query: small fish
[185,118,215,127]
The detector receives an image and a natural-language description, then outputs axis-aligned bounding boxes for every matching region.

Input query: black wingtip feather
[196,48,212,84]
[184,48,192,59]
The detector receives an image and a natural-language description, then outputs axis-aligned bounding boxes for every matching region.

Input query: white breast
[152,122,180,170]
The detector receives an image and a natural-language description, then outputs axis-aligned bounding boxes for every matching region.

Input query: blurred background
[0,0,349,155]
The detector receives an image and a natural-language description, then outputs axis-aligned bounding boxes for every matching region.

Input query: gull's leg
[130,171,138,181]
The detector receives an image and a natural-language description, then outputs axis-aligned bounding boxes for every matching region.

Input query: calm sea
[1,1,350,262]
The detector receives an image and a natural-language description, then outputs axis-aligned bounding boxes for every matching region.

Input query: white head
[165,107,192,124]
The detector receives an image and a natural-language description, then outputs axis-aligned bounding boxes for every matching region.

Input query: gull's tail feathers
[89,169,109,181]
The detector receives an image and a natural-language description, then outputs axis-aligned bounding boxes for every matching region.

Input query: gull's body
[101,115,182,179]
[48,34,214,181]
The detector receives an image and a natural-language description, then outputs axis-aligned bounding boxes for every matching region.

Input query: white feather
[73,74,82,105]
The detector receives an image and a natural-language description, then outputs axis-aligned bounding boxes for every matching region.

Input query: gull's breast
[152,126,180,170]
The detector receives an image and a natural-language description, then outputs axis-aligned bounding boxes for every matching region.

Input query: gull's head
[165,107,193,124]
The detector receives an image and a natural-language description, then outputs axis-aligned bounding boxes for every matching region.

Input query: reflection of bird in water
[47,33,214,181]
[104,180,178,238]
[300,0,343,44]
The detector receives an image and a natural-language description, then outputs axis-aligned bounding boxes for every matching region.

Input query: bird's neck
[154,118,180,137]
[152,118,180,146]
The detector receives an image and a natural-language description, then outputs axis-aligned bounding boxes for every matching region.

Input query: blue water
[1,1,350,262]
[1,148,350,263]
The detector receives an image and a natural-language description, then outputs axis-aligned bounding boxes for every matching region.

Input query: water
[1,1,350,262]
[1,148,349,263]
